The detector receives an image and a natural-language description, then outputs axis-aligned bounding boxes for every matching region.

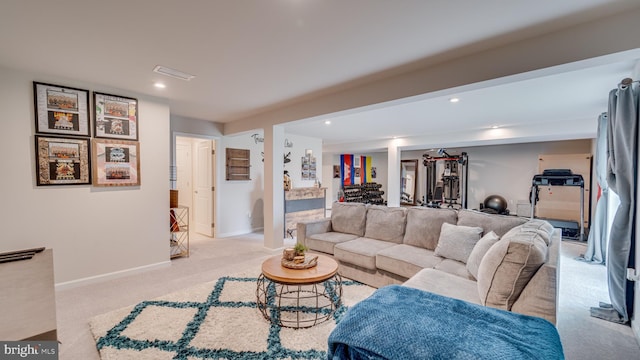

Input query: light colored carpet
[89,270,375,360]
[557,241,639,359]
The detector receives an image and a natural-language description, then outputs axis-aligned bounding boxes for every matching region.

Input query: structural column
[263,125,285,249]
[387,141,401,207]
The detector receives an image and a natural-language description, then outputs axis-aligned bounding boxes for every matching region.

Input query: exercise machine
[422,149,468,209]
[530,169,585,241]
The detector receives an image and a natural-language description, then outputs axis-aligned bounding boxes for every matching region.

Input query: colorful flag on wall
[362,156,372,183]
[341,154,373,185]
[340,154,353,186]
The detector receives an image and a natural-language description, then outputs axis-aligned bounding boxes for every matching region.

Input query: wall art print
[35,135,91,186]
[34,82,90,137]
[94,92,138,141]
[92,139,140,187]
[301,149,316,181]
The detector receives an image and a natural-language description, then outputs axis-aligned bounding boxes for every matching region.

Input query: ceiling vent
[153,65,195,81]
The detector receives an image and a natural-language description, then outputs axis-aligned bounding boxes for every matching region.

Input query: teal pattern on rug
[96,276,360,359]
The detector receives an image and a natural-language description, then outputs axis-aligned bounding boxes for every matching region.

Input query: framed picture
[92,139,140,187]
[35,135,91,185]
[94,92,138,140]
[33,82,90,137]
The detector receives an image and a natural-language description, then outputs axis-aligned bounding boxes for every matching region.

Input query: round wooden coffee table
[256,254,343,328]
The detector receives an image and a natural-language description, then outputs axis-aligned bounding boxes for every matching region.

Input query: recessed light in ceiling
[449,97,460,103]
[154,82,166,89]
[153,65,195,81]
[324,120,331,125]
[491,125,500,129]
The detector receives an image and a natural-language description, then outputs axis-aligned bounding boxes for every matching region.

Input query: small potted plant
[293,242,308,257]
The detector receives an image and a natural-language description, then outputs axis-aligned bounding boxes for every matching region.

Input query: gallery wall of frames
[33,82,140,187]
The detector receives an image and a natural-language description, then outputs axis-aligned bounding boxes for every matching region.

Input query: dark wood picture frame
[226,148,250,180]
[35,135,91,186]
[92,139,141,187]
[94,92,139,141]
[33,82,90,137]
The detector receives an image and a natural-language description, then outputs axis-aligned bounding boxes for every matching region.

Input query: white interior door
[175,139,193,213]
[194,140,214,236]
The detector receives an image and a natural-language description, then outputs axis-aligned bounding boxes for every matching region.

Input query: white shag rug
[89,271,375,360]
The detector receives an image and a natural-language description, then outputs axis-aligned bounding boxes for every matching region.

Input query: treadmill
[530,169,585,241]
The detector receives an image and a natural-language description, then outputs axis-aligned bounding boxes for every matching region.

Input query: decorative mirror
[401,159,418,205]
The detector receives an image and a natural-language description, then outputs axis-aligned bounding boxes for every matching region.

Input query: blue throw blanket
[328,285,564,360]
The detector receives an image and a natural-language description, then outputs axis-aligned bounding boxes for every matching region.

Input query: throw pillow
[476,225,548,310]
[434,223,483,263]
[466,231,500,280]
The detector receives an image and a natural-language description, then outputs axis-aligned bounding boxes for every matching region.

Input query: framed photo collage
[33,82,140,187]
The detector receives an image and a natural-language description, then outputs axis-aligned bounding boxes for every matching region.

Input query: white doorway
[176,139,193,212]
[175,136,216,238]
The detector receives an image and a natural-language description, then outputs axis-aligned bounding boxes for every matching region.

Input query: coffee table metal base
[256,273,343,329]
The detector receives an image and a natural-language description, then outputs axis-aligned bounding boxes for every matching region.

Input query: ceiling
[1,1,639,151]
[286,59,637,150]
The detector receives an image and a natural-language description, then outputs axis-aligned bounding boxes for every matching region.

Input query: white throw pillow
[466,231,501,280]
[434,223,483,263]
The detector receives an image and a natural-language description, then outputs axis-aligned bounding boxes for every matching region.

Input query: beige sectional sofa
[297,202,560,324]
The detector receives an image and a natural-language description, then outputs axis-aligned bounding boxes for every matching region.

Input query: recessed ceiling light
[449,97,460,103]
[491,125,500,129]
[324,120,331,125]
[153,65,195,81]
[154,82,166,89]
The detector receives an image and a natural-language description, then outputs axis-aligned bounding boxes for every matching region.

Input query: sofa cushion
[306,232,359,254]
[434,259,474,280]
[334,238,397,270]
[466,231,501,280]
[403,207,458,250]
[376,244,444,279]
[330,202,368,236]
[434,223,483,263]
[363,205,407,243]
[477,224,548,310]
[403,268,480,305]
[457,209,527,237]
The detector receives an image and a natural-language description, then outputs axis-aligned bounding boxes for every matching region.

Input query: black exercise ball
[483,195,508,214]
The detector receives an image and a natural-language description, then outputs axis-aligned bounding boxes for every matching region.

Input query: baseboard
[55,260,171,290]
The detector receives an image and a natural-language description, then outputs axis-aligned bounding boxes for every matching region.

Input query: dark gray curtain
[591,83,637,324]
[579,113,608,264]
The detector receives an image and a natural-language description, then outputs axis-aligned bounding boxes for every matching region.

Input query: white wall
[0,66,170,285]
[216,131,266,237]
[215,131,323,237]
[283,133,323,189]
